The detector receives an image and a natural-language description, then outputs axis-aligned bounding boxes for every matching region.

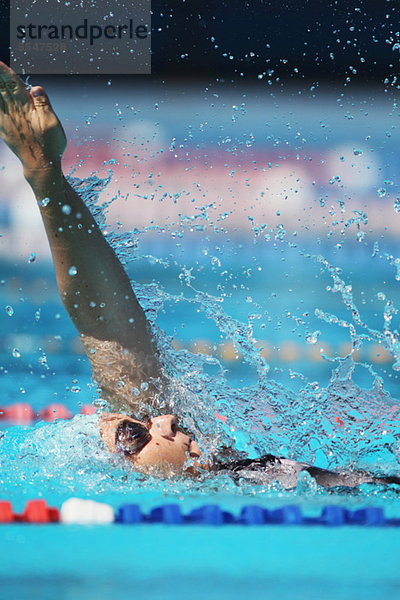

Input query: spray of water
[67,174,400,473]
[2,172,400,502]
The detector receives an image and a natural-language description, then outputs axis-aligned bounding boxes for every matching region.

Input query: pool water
[2,240,400,600]
[3,525,400,600]
[2,238,400,599]
[2,84,400,598]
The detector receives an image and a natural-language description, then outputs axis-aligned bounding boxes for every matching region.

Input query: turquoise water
[2,224,400,598]
[2,85,400,597]
[2,175,400,508]
[2,525,400,600]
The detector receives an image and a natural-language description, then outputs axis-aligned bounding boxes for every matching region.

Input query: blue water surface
[3,525,400,600]
[1,83,400,599]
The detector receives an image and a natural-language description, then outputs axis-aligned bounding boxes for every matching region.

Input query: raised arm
[0,62,164,415]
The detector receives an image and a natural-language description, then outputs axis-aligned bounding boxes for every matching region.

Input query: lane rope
[0,498,399,526]
[0,402,348,429]
[0,402,97,424]
[1,335,394,363]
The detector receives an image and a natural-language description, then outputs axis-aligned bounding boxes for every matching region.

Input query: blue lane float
[1,499,399,526]
[115,503,395,527]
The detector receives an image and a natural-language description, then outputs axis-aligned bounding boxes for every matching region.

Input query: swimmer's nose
[151,414,178,439]
[189,440,201,458]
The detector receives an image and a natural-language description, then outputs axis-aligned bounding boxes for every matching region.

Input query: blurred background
[1,1,400,411]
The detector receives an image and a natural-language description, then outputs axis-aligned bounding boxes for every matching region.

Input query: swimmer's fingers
[0,61,31,109]
[0,87,6,115]
[30,85,60,127]
[0,80,10,118]
[0,62,66,169]
[0,62,29,148]
[29,85,66,147]
[30,86,55,114]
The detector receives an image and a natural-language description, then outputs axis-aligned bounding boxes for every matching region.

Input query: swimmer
[0,61,399,488]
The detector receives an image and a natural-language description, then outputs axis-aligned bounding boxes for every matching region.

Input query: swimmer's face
[101,413,203,475]
[129,415,202,474]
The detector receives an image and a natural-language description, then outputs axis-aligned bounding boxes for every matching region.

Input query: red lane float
[0,403,35,424]
[39,403,73,422]
[0,501,14,523]
[0,500,59,523]
[80,404,97,415]
[0,403,98,425]
[18,500,59,523]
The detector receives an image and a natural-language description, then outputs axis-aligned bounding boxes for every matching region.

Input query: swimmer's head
[100,413,203,475]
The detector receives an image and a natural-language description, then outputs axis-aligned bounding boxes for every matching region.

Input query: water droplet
[71,385,81,393]
[68,266,77,276]
[6,305,14,317]
[377,188,386,197]
[38,197,50,207]
[306,331,321,344]
[393,43,400,51]
[12,348,20,358]
[35,309,41,322]
[356,231,366,243]
[28,252,36,263]
[38,350,48,369]
[353,148,363,156]
[62,204,71,215]
[93,398,107,408]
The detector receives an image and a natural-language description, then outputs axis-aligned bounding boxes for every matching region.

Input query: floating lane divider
[0,404,353,430]
[0,500,59,523]
[2,334,394,364]
[1,499,400,527]
[0,403,97,425]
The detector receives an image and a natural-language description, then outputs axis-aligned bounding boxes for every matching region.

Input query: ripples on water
[2,173,400,503]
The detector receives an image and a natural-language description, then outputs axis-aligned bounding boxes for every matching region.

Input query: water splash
[311,253,400,370]
[2,173,398,500]
[59,174,400,479]
[2,411,399,506]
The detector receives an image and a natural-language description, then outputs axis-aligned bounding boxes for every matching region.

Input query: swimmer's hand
[0,63,164,410]
[0,61,66,180]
